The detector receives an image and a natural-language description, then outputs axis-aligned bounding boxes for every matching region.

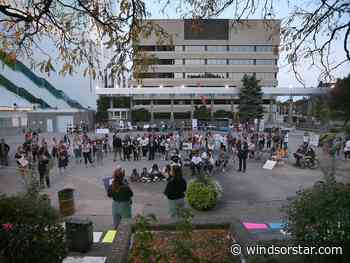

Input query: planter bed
[129,228,236,263]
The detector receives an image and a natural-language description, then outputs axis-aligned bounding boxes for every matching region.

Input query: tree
[193,105,210,120]
[213,110,233,119]
[238,74,264,124]
[0,0,171,79]
[131,108,151,122]
[283,180,350,262]
[96,96,110,122]
[329,74,350,127]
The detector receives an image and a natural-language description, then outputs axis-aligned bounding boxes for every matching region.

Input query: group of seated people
[190,144,229,176]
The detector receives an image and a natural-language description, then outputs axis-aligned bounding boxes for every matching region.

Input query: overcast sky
[15,0,350,109]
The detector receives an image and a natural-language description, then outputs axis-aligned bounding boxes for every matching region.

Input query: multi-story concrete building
[98,19,281,124]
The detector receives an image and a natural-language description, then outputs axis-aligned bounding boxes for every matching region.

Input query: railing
[14,62,85,109]
[0,74,50,108]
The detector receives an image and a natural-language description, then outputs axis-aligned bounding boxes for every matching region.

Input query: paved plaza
[1,130,349,232]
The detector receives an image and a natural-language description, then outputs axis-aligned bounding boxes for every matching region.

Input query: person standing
[344,138,350,160]
[111,169,133,228]
[57,141,68,175]
[82,140,94,168]
[72,134,82,164]
[163,166,187,219]
[112,133,122,161]
[0,138,10,166]
[283,132,289,150]
[237,141,248,173]
[37,150,51,188]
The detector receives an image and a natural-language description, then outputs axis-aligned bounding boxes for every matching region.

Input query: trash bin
[65,217,93,253]
[58,188,75,217]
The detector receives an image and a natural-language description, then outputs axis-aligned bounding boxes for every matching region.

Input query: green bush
[283,181,350,262]
[186,179,220,211]
[0,191,67,263]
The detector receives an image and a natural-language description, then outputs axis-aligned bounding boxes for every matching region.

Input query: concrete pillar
[129,97,133,121]
[170,99,174,121]
[210,98,214,121]
[150,99,154,122]
[268,98,273,123]
[288,97,293,124]
[190,98,194,119]
[109,97,113,120]
[307,97,313,122]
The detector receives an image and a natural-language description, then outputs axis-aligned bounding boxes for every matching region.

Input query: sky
[6,0,349,109]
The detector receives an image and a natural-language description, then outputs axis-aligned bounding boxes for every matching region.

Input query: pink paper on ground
[243,222,268,230]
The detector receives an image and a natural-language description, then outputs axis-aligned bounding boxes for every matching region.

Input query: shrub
[186,178,222,211]
[0,190,67,263]
[283,181,350,262]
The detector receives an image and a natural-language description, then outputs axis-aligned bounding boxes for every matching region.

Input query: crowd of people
[1,125,350,227]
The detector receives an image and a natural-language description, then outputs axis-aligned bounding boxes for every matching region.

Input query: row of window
[134,99,273,105]
[138,45,275,53]
[135,72,276,79]
[135,59,276,65]
[180,59,276,65]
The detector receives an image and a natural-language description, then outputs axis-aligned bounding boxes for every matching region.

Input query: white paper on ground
[263,160,277,170]
[63,257,106,263]
[93,232,103,243]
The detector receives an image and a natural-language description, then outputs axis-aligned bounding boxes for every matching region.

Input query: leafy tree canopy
[329,74,350,126]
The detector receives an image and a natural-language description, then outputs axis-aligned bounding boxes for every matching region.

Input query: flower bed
[130,229,237,263]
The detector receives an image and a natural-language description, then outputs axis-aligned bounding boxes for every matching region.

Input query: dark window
[154,100,171,105]
[184,19,229,40]
[134,100,151,105]
[193,100,202,105]
[174,112,191,119]
[135,73,174,78]
[136,45,174,52]
[214,100,229,104]
[155,46,175,51]
[137,46,155,51]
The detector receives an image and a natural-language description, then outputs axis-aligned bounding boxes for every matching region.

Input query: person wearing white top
[190,152,202,176]
[284,133,289,150]
[344,139,350,160]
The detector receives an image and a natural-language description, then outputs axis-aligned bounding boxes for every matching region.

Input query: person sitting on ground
[140,167,150,182]
[190,151,202,176]
[170,149,182,167]
[149,163,166,181]
[130,168,140,182]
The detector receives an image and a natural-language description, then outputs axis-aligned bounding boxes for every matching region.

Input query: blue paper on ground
[268,222,286,230]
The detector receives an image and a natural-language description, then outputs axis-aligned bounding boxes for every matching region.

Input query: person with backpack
[237,140,249,173]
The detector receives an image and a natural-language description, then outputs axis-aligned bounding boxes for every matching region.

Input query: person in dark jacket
[237,141,249,173]
[111,168,133,228]
[112,133,123,161]
[38,152,50,188]
[0,138,10,166]
[164,166,187,219]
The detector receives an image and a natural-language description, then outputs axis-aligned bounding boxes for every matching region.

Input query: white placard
[12,117,19,127]
[182,142,192,151]
[310,134,320,147]
[18,157,29,167]
[96,128,109,134]
[263,160,277,170]
[192,119,198,130]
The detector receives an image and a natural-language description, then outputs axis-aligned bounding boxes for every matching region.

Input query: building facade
[100,19,281,123]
